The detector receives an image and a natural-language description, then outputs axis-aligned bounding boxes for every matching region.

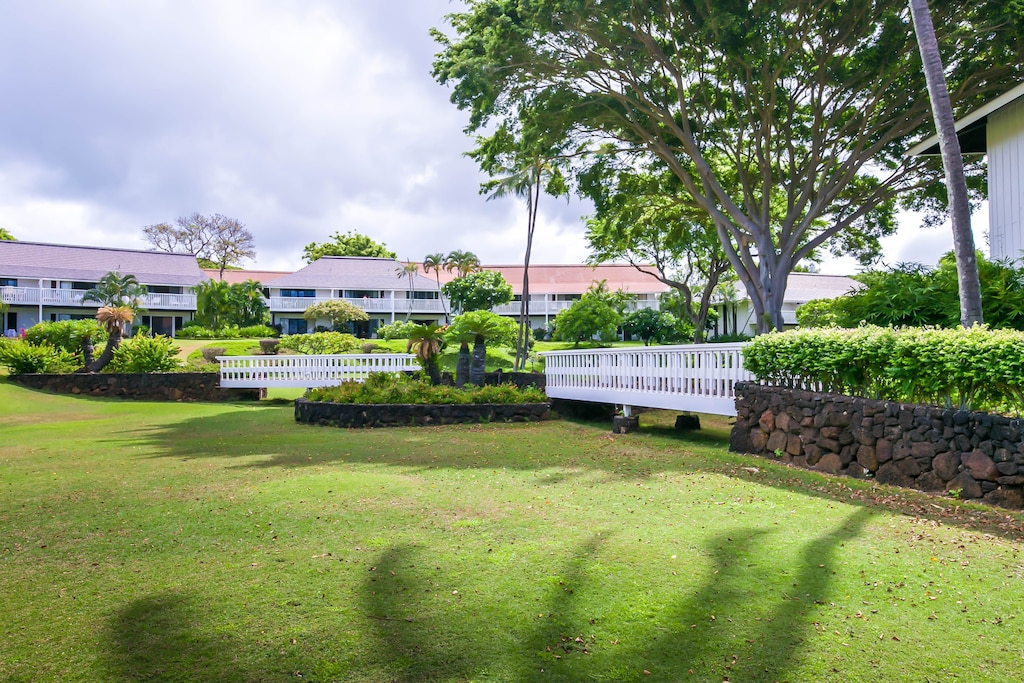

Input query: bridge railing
[540,342,752,416]
[218,354,421,388]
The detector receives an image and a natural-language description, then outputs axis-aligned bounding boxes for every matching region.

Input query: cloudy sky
[0,0,984,274]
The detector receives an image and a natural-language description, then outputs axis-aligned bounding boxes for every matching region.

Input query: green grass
[3,380,1023,682]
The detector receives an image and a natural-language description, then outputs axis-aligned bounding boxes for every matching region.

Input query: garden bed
[10,372,264,402]
[295,397,550,428]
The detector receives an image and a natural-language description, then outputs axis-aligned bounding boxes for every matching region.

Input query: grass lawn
[2,380,1023,682]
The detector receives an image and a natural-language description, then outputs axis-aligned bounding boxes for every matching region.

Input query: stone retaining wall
[730,382,1024,509]
[11,373,264,402]
[295,398,550,428]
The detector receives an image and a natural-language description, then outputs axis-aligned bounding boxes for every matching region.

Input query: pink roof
[201,268,291,285]
[417,263,670,296]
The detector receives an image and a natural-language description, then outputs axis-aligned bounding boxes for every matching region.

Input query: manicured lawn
[2,380,1023,682]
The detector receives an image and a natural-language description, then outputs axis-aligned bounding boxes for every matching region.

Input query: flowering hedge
[743,326,1024,414]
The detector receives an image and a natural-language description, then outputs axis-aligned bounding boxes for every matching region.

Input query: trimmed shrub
[376,320,419,340]
[743,326,1024,414]
[175,325,220,339]
[237,325,278,338]
[278,331,360,355]
[107,335,183,373]
[201,347,227,363]
[24,319,107,354]
[0,340,78,374]
[306,372,546,405]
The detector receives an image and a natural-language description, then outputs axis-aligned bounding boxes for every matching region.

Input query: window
[280,289,316,298]
[343,290,380,299]
[410,291,439,300]
[70,281,98,290]
[147,285,182,294]
[0,278,16,287]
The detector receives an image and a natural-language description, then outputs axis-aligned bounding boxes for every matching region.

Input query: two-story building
[263,256,445,336]
[0,241,203,336]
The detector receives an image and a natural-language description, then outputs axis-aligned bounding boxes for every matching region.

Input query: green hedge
[743,326,1024,414]
[307,372,546,405]
[278,331,360,355]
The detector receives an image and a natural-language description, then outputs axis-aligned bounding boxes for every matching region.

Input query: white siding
[989,96,1024,263]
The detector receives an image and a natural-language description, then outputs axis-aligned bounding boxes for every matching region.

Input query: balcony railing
[268,296,447,314]
[0,286,195,310]
[491,299,660,316]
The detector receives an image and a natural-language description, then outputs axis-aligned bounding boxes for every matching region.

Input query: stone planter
[731,382,1024,509]
[295,398,550,428]
[10,372,264,402]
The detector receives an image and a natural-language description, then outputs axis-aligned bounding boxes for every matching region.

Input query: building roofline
[0,239,197,258]
[907,82,1024,157]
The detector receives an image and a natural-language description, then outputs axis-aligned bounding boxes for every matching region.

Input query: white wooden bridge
[540,343,751,416]
[218,353,420,388]
[216,343,751,416]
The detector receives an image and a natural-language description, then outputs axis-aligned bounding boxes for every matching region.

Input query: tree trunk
[86,327,122,373]
[455,341,471,387]
[470,334,486,386]
[909,0,983,327]
[81,336,94,368]
[424,357,442,386]
[515,174,539,372]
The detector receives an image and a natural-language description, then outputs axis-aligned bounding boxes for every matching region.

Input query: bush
[278,331,360,355]
[743,326,1024,414]
[24,320,107,354]
[130,324,151,338]
[107,335,183,373]
[175,325,220,339]
[533,327,548,342]
[0,340,78,374]
[306,372,547,405]
[237,324,278,338]
[201,347,227,363]
[376,320,419,340]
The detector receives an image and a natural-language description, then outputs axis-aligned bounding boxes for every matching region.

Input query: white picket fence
[540,343,752,416]
[218,354,421,388]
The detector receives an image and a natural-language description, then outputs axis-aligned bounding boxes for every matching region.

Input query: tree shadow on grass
[106,591,262,682]
[355,510,870,681]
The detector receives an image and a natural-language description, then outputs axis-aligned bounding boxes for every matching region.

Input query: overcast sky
[0,0,984,274]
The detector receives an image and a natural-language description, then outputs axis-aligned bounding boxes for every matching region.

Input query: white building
[0,241,202,336]
[908,81,1024,263]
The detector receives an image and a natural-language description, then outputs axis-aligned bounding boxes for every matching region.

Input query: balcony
[491,299,660,316]
[269,296,448,315]
[0,286,196,310]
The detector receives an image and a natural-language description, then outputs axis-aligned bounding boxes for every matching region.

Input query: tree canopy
[143,213,256,277]
[302,299,369,331]
[302,231,396,263]
[441,269,513,314]
[434,0,1022,333]
[0,227,15,241]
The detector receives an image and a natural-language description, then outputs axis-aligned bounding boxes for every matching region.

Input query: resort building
[0,241,203,336]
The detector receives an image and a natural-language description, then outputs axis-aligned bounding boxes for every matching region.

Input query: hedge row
[743,326,1024,415]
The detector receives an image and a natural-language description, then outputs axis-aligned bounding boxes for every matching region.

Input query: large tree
[441,269,513,314]
[303,231,396,263]
[434,0,1021,333]
[144,213,255,277]
[422,252,451,323]
[0,228,15,240]
[584,167,732,343]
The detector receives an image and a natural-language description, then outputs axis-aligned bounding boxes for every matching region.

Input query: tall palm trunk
[909,0,983,327]
[455,341,471,387]
[516,172,539,372]
[470,334,486,386]
[86,327,122,373]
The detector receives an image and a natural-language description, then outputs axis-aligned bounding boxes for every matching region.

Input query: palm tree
[395,261,420,321]
[445,310,506,386]
[406,322,446,385]
[444,250,481,278]
[85,306,134,372]
[909,0,983,327]
[422,252,450,323]
[480,151,566,371]
[191,279,233,330]
[81,271,147,313]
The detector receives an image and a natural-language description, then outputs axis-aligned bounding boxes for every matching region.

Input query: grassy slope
[1,381,1022,682]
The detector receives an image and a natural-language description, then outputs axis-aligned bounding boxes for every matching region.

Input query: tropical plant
[471,125,569,371]
[622,308,683,346]
[376,320,419,340]
[445,310,515,386]
[909,0,982,327]
[551,283,623,347]
[191,280,234,330]
[85,306,135,372]
[81,271,147,315]
[306,371,546,405]
[444,250,481,278]
[395,261,421,321]
[24,320,107,357]
[0,340,77,374]
[406,323,447,385]
[301,300,369,331]
[423,252,451,323]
